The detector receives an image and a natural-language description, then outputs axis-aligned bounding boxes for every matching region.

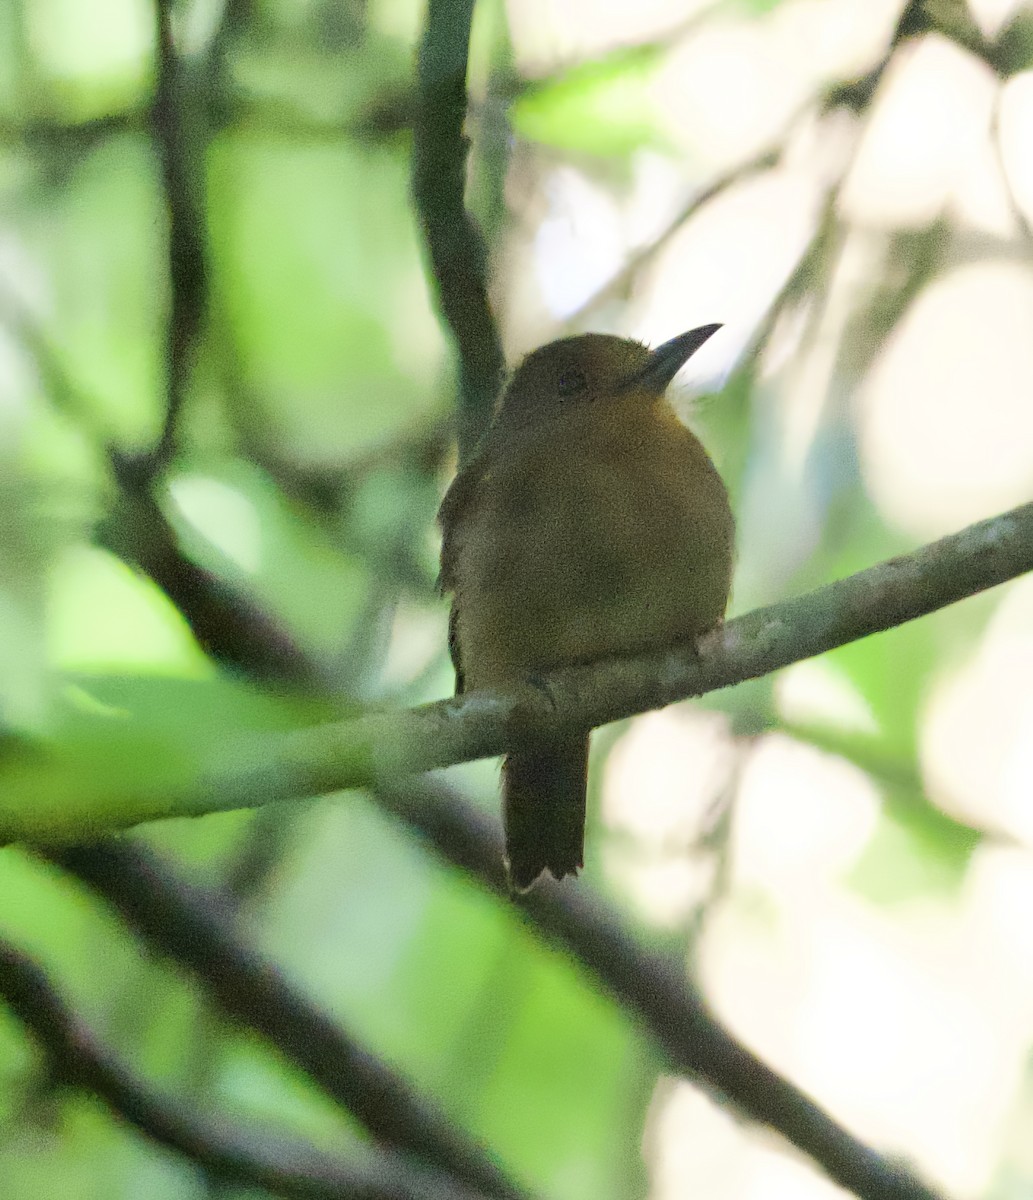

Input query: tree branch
[145,0,209,480]
[5,501,1031,842]
[0,938,480,1200]
[99,475,322,687]
[0,300,318,686]
[373,777,946,1200]
[412,0,506,462]
[40,841,533,1200]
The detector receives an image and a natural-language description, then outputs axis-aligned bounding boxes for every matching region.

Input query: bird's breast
[452,406,734,689]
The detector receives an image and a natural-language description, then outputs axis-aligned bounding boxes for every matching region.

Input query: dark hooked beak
[630,324,722,393]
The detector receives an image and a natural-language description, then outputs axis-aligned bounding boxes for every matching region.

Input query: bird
[438,326,734,891]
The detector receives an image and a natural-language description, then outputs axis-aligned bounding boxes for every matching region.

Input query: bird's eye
[557,367,587,398]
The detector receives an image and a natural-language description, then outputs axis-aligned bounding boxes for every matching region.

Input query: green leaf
[0,674,343,843]
[731,0,791,12]
[784,721,982,901]
[207,136,445,462]
[848,781,981,903]
[511,46,670,157]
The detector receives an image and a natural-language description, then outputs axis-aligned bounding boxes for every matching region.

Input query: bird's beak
[630,324,722,394]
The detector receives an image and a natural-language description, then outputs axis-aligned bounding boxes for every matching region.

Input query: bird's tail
[502,736,589,891]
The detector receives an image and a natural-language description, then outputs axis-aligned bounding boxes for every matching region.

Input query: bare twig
[41,841,533,1200]
[0,938,480,1200]
[564,149,780,329]
[413,0,506,462]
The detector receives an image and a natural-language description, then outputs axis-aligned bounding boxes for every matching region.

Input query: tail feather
[503,737,589,891]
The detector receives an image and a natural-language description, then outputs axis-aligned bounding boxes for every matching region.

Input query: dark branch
[98,474,321,687]
[0,938,478,1200]
[147,0,209,479]
[374,777,946,1200]
[412,0,506,462]
[0,302,317,686]
[40,840,533,1200]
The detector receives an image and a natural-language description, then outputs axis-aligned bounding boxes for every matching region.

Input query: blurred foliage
[1,0,1032,1197]
[511,47,668,157]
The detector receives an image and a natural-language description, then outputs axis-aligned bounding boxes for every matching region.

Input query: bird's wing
[438,458,487,696]
[447,602,465,695]
[437,448,492,589]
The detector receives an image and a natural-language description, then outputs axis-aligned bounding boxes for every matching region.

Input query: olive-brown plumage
[438,327,734,890]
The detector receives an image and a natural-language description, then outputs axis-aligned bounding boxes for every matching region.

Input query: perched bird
[438,327,734,890]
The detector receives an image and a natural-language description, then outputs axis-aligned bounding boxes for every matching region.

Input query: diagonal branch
[40,841,533,1200]
[0,300,317,686]
[4,500,1031,842]
[99,473,322,686]
[374,777,946,1200]
[0,938,481,1200]
[563,148,781,328]
[412,0,506,463]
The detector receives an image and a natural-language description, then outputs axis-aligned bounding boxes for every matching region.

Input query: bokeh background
[3,0,1033,1197]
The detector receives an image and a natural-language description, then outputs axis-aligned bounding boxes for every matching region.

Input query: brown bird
[438,327,734,890]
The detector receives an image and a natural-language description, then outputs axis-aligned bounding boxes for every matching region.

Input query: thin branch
[563,148,780,329]
[0,110,141,154]
[98,474,322,687]
[373,777,946,1200]
[40,841,533,1200]
[0,94,416,155]
[0,300,318,686]
[0,938,478,1200]
[146,0,209,479]
[5,500,1032,842]
[412,0,506,462]
[822,0,918,115]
